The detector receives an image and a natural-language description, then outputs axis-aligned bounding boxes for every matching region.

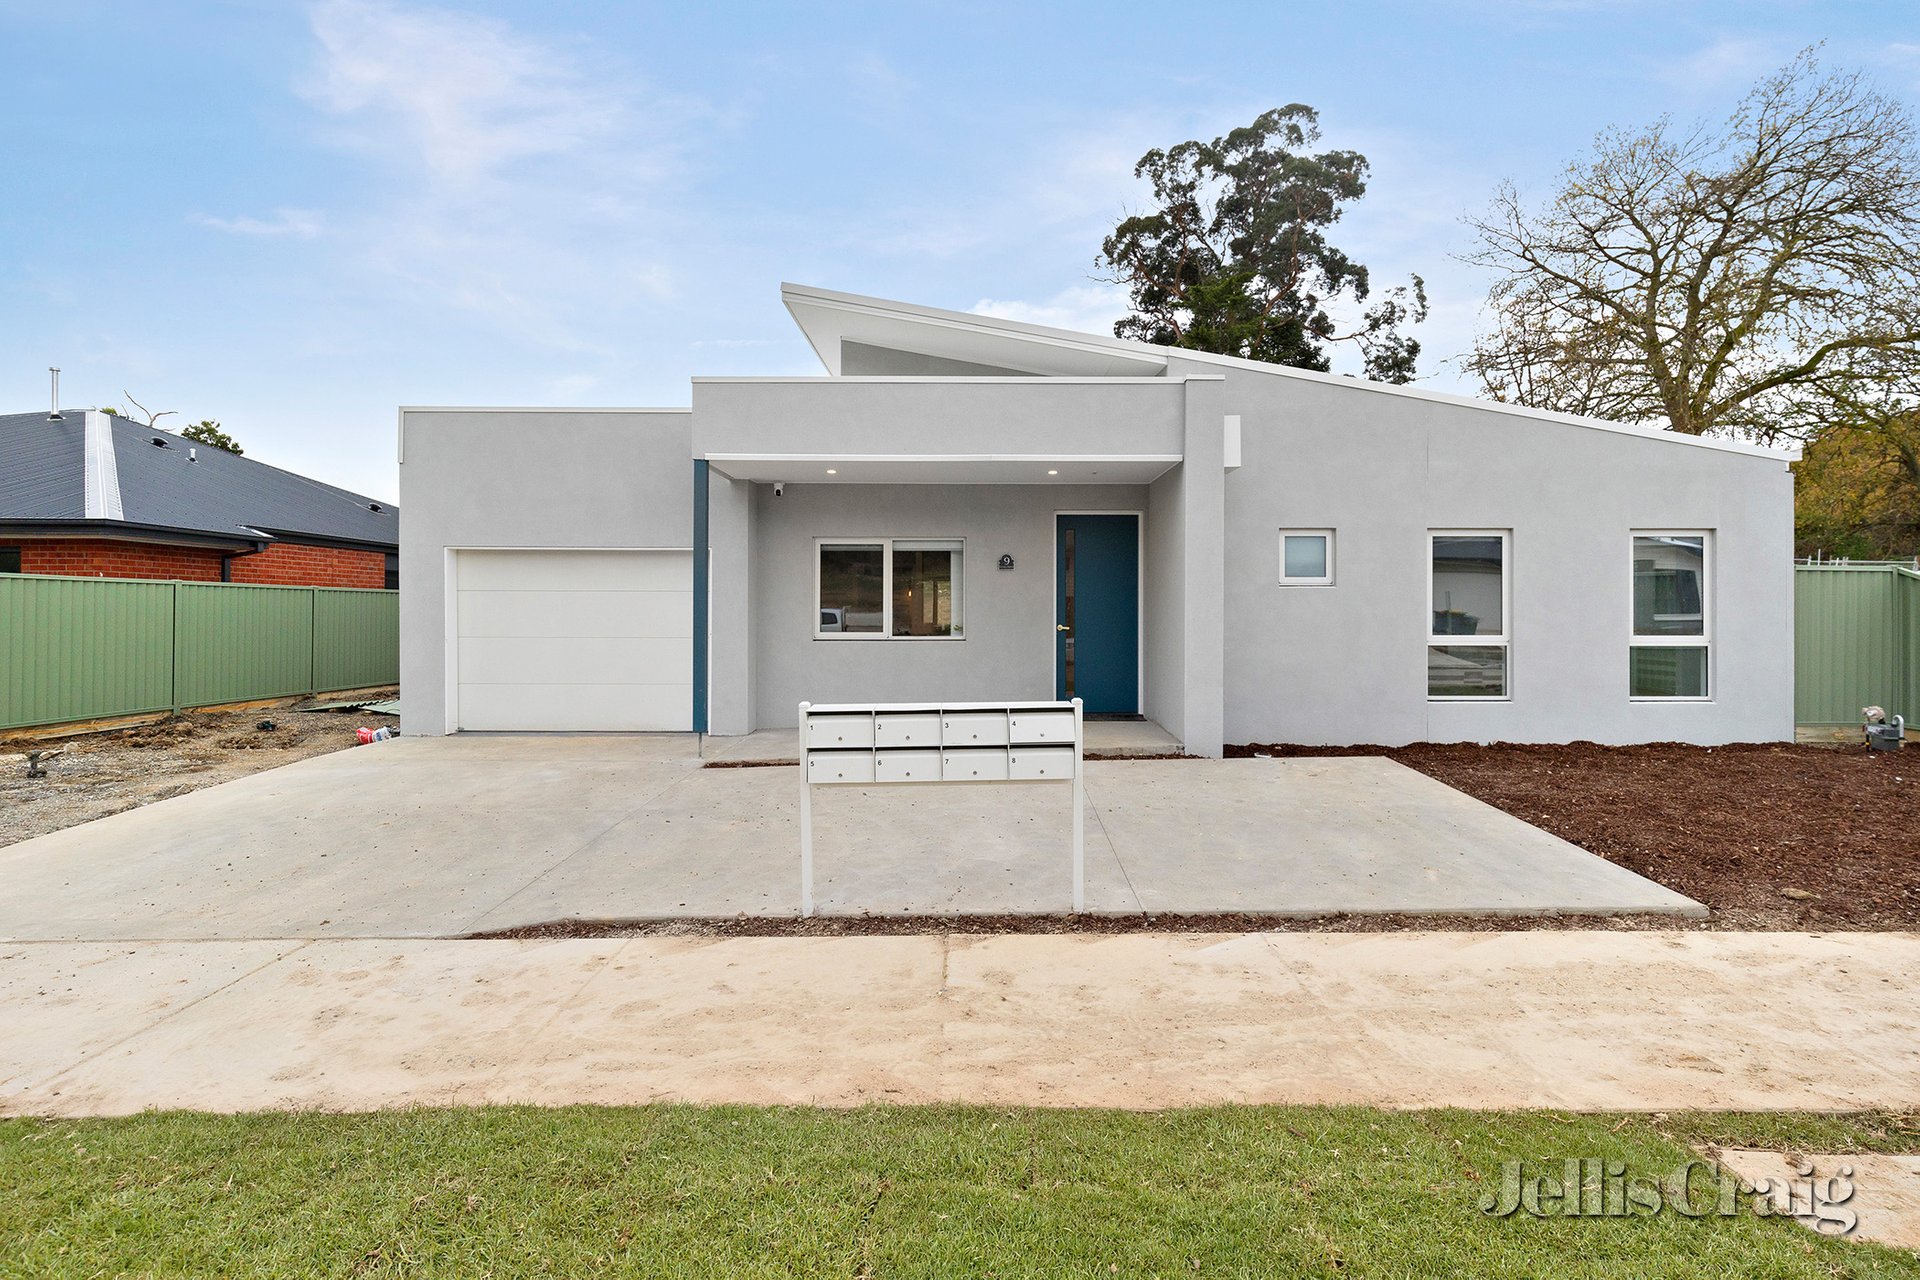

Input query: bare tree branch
[122,392,177,428]
[1461,51,1920,442]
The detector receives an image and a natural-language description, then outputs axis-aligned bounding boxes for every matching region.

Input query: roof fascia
[0,519,269,551]
[778,283,1798,463]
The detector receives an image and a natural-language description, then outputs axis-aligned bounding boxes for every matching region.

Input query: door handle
[1056,624,1071,632]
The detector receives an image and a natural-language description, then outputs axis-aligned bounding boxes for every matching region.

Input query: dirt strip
[8,931,1919,1115]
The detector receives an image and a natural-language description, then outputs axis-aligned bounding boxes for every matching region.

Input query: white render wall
[693,375,1208,741]
[398,356,1794,748]
[1173,354,1797,746]
[742,481,1149,730]
[397,408,694,736]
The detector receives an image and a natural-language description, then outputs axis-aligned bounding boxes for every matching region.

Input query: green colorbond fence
[9,564,1916,732]
[0,574,397,731]
[1795,564,1920,726]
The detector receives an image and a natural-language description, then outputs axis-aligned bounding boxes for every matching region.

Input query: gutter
[0,520,396,557]
[0,519,268,552]
[219,539,272,583]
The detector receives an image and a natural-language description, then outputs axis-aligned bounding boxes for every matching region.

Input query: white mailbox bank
[798,698,1086,916]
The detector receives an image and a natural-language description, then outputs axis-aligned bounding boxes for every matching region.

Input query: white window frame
[1629,530,1712,702]
[1427,529,1511,702]
[1278,528,1335,586]
[813,536,966,641]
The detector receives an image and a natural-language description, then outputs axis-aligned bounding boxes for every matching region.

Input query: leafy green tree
[180,420,243,455]
[1794,416,1920,558]
[1098,105,1428,382]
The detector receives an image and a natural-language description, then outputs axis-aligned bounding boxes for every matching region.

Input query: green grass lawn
[2,1106,1916,1278]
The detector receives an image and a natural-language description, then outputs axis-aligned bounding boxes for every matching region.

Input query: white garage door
[455,549,694,731]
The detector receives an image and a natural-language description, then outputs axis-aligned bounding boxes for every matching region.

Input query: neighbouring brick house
[1,409,397,587]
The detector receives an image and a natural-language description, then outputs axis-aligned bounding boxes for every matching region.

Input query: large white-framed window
[815,537,965,640]
[1630,532,1710,700]
[1428,530,1509,699]
[1278,529,1335,586]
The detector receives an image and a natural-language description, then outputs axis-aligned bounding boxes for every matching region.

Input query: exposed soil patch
[466,909,1725,940]
[1231,740,1920,930]
[700,752,1198,769]
[0,691,396,848]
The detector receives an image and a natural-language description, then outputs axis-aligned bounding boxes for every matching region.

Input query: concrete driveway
[0,734,1699,941]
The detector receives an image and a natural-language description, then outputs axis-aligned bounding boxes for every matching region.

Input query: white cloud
[193,208,326,238]
[1878,41,1920,92]
[303,0,643,189]
[296,0,701,350]
[970,283,1129,336]
[1648,36,1784,96]
[849,111,1174,273]
[547,372,599,400]
[848,52,912,108]
[1465,0,1645,11]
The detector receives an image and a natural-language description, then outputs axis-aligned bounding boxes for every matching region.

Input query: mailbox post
[797,697,1086,917]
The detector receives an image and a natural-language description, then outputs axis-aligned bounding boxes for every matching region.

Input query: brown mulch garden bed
[1231,740,1919,930]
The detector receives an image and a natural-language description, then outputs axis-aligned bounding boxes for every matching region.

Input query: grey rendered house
[398,283,1796,756]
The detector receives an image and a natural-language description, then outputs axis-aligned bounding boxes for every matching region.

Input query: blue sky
[3,1,1916,501]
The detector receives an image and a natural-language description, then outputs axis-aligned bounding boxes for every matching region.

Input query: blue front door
[1055,514,1139,714]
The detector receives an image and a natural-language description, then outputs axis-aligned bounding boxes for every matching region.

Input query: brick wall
[227,542,387,588]
[18,539,224,581]
[12,538,388,587]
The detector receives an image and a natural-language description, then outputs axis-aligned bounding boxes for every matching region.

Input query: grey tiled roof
[0,412,86,519]
[0,411,397,548]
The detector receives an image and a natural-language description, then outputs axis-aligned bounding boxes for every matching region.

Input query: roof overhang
[782,283,1168,378]
[0,519,269,552]
[703,453,1181,485]
[778,282,1800,463]
[243,526,399,555]
[0,520,398,555]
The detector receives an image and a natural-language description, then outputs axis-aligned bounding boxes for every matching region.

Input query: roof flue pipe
[47,367,62,422]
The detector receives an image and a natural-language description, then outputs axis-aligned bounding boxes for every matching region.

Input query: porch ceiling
[702,454,1181,485]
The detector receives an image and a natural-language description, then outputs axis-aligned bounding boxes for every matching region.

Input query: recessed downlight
[825,468,838,475]
[1047,469,1059,476]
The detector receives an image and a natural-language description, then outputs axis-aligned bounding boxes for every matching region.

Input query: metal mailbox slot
[941,748,1011,781]
[874,712,941,748]
[874,749,942,783]
[1009,710,1077,743]
[1008,746,1077,780]
[806,713,875,749]
[942,712,1009,746]
[806,751,876,785]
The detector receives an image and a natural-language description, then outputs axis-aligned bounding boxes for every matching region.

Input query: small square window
[0,547,19,574]
[1279,530,1334,585]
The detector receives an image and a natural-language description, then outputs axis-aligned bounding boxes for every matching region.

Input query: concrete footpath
[4,930,1916,1116]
